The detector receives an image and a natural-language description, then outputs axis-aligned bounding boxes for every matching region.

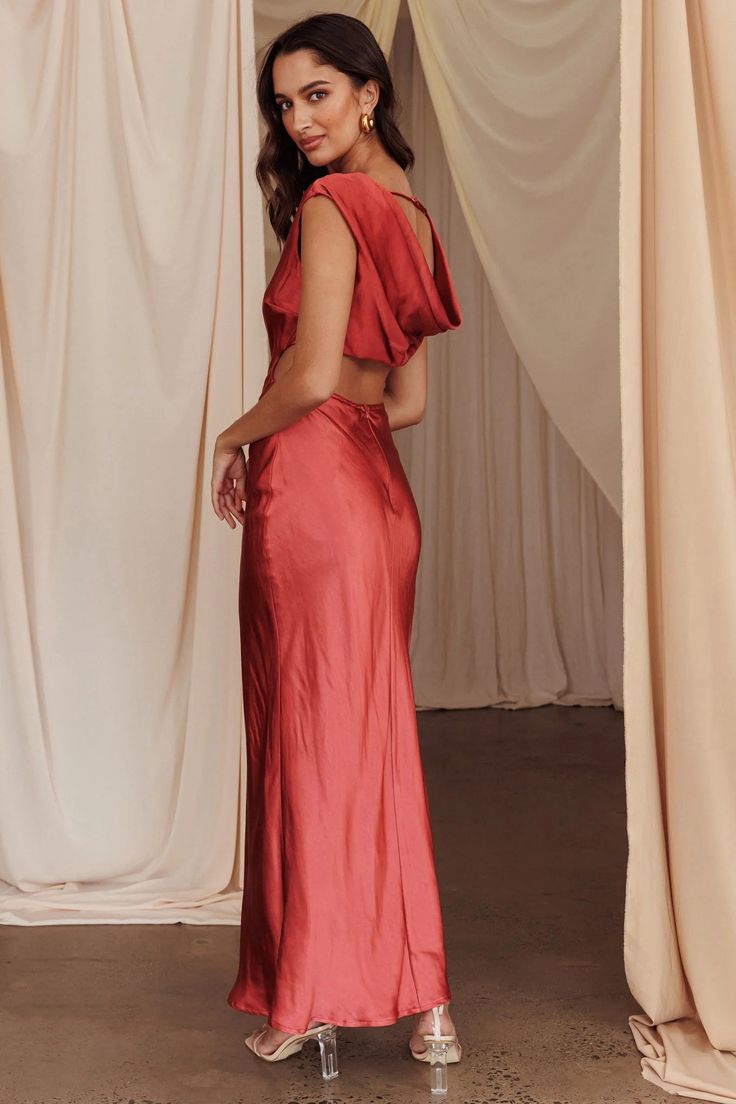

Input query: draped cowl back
[261,171,463,383]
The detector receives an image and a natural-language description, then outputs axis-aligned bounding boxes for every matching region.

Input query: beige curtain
[0,0,253,924]
[407,0,622,516]
[621,1,736,1098]
[387,10,622,710]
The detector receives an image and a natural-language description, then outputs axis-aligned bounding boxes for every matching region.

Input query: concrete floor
[2,704,691,1104]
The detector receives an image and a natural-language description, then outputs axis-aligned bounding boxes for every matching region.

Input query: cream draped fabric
[0,0,256,924]
[621,2,736,1099]
[387,10,623,710]
[407,0,622,516]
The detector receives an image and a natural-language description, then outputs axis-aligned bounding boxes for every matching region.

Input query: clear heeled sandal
[244,1021,339,1080]
[408,1003,463,1095]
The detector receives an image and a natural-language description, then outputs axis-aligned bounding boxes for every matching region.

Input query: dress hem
[226,992,453,1034]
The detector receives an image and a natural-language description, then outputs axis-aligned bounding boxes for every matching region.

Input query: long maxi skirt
[226,390,452,1035]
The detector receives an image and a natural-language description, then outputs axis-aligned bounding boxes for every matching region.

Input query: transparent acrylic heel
[316,1024,339,1080]
[426,1039,450,1094]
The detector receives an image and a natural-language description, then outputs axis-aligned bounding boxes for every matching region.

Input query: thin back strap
[390,189,429,215]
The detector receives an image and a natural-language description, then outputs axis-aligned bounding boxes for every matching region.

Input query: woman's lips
[301,135,325,151]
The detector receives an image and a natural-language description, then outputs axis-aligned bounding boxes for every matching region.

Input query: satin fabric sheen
[226,172,462,1034]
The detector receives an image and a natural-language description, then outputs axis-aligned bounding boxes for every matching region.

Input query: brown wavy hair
[255,12,414,245]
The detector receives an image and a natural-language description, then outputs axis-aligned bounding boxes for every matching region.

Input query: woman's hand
[212,434,247,528]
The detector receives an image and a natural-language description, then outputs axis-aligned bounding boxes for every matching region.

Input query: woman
[210,12,464,1091]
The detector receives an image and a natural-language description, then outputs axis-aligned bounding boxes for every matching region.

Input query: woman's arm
[382,337,428,430]
[217,194,357,450]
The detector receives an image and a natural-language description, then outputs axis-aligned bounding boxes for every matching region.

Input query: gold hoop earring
[360,112,375,135]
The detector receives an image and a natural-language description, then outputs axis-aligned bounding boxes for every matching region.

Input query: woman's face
[272,49,377,168]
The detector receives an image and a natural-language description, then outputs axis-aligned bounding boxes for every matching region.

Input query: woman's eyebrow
[274,80,333,100]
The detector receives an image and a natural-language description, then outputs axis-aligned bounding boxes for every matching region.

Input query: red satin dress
[227,171,462,1034]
